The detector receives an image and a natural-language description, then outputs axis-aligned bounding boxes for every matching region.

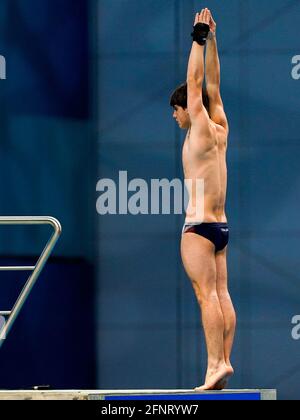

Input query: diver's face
[173,105,190,129]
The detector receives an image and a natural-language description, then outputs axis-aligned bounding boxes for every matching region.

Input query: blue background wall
[97,0,300,400]
[0,0,299,400]
[0,0,97,389]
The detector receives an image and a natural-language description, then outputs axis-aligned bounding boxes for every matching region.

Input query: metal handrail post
[0,217,61,346]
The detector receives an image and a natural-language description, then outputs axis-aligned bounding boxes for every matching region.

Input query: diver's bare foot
[208,365,234,391]
[213,364,234,390]
[194,364,234,392]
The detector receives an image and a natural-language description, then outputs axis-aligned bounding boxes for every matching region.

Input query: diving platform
[0,389,277,401]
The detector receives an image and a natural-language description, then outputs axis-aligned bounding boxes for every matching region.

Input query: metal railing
[0,217,62,347]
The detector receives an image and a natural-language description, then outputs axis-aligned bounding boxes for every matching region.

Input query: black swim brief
[182,223,229,253]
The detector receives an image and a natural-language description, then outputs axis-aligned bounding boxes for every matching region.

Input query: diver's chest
[182,137,217,169]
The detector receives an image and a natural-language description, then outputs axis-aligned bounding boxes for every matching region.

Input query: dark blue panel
[0,258,96,389]
[105,393,261,401]
[3,0,89,118]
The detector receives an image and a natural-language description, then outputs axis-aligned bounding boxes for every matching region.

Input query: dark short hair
[170,82,210,115]
[170,83,187,109]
